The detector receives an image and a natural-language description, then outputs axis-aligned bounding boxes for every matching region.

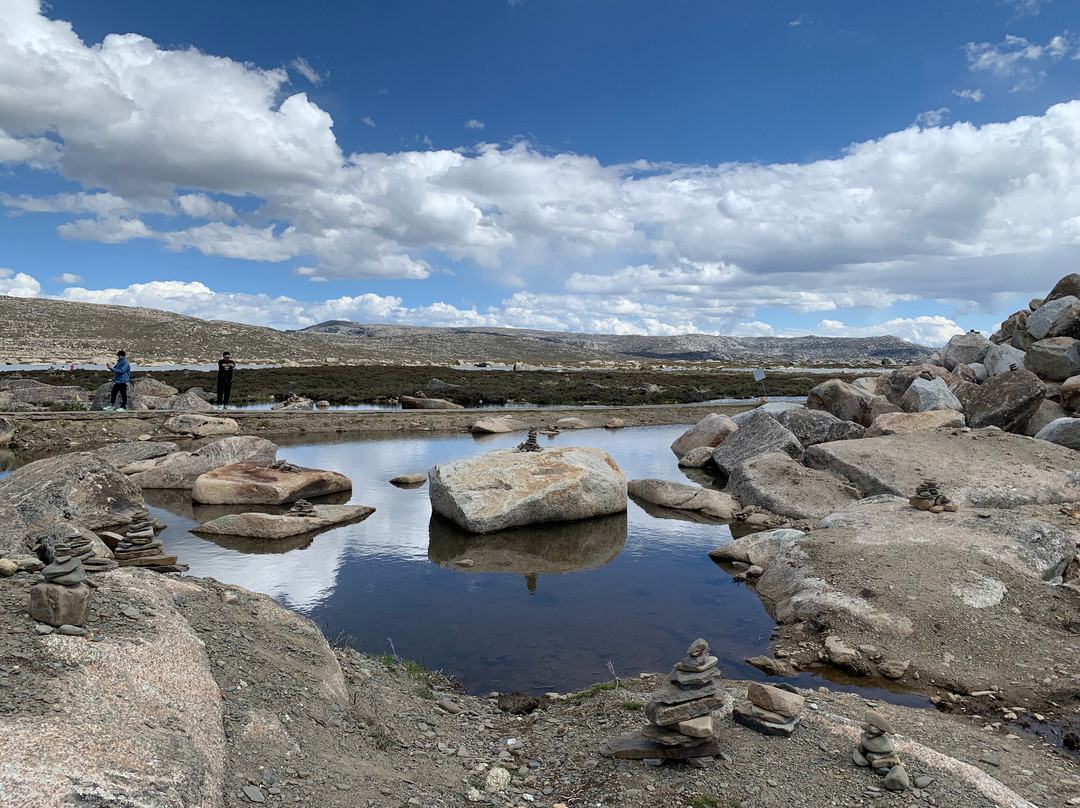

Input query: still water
[146,425,781,695]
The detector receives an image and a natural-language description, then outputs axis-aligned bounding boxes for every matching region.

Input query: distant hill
[0,296,932,366]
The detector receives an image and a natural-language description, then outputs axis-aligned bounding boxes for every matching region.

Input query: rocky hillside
[0,295,931,366]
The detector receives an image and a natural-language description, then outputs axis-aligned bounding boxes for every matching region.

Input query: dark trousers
[110,383,128,408]
[216,378,232,406]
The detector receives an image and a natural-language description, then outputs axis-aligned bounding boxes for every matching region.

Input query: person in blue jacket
[104,350,131,411]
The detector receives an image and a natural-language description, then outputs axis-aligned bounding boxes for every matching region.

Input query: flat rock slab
[600,733,723,759]
[130,436,278,490]
[803,428,1080,508]
[91,441,181,469]
[192,505,375,539]
[726,451,861,520]
[192,462,352,505]
[429,446,626,533]
[627,478,738,520]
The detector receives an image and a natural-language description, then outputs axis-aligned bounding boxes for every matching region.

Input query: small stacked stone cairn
[601,638,732,760]
[516,427,542,452]
[853,710,911,791]
[288,499,317,517]
[732,681,805,737]
[28,556,91,627]
[114,509,183,572]
[55,526,118,574]
[908,479,958,513]
[270,459,302,473]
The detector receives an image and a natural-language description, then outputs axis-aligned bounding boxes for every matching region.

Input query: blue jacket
[112,357,131,384]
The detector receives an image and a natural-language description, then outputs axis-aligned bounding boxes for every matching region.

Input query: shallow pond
[147,425,781,695]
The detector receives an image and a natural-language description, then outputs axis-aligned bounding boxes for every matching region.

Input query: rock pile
[908,479,958,513]
[733,681,805,737]
[516,427,542,452]
[112,509,185,572]
[270,459,303,473]
[853,710,910,791]
[46,524,118,573]
[601,638,732,760]
[28,557,91,627]
[288,499,317,517]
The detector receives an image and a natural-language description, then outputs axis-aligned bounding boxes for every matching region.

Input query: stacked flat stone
[114,509,180,571]
[908,479,958,513]
[270,459,303,473]
[289,499,317,517]
[516,428,542,452]
[45,524,118,573]
[601,638,732,760]
[853,710,911,791]
[28,556,91,627]
[733,682,805,737]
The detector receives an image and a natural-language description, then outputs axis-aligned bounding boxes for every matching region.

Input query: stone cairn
[28,556,91,627]
[288,499,317,517]
[516,427,542,452]
[113,509,186,573]
[601,638,732,761]
[853,710,911,791]
[45,524,118,573]
[733,681,805,737]
[270,459,303,473]
[908,479,958,513]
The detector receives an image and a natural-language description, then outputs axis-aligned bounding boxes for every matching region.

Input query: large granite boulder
[402,396,463,410]
[1062,375,1080,411]
[1046,297,1080,339]
[709,528,804,567]
[803,428,1080,507]
[864,409,964,438]
[1034,417,1080,451]
[940,331,991,370]
[900,376,962,413]
[7,384,89,410]
[147,392,216,412]
[192,462,352,505]
[627,479,738,520]
[711,411,803,477]
[1045,273,1080,303]
[1023,399,1068,436]
[192,504,374,538]
[470,416,529,434]
[429,446,626,533]
[773,408,865,447]
[1026,296,1079,340]
[0,415,14,447]
[130,436,278,489]
[1025,337,1080,381]
[669,413,739,459]
[965,369,1045,432]
[163,413,239,437]
[725,452,861,521]
[92,441,181,471]
[0,452,145,555]
[983,343,1028,376]
[89,377,177,411]
[993,310,1028,346]
[806,379,875,425]
[884,365,957,406]
[731,402,803,426]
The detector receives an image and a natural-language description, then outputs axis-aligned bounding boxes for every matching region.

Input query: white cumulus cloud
[465,119,486,130]
[0,268,42,297]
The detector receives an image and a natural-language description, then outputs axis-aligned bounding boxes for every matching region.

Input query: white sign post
[752,368,768,400]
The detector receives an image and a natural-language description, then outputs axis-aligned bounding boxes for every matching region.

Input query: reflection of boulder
[143,487,351,523]
[191,504,374,540]
[427,512,628,584]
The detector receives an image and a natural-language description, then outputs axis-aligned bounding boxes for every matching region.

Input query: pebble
[58,625,88,636]
[241,785,266,803]
[35,625,53,635]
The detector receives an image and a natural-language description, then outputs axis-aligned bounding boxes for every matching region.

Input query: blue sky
[1,0,1079,345]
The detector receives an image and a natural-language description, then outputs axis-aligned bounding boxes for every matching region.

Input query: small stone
[979,751,1001,767]
[914,776,934,789]
[860,733,895,755]
[35,624,54,635]
[0,558,17,577]
[57,625,88,636]
[242,785,265,803]
[853,748,870,767]
[864,710,896,734]
[883,765,911,791]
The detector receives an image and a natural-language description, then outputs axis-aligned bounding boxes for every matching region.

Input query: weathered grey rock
[868,395,903,422]
[883,765,911,792]
[192,504,374,539]
[967,362,989,382]
[711,411,803,477]
[708,528,804,567]
[0,415,14,447]
[193,462,352,505]
[28,582,91,627]
[900,376,962,413]
[130,436,278,489]
[726,452,861,520]
[983,343,1028,376]
[1034,417,1080,451]
[469,417,529,434]
[1023,399,1068,436]
[993,310,1028,346]
[677,446,715,468]
[951,363,978,384]
[429,446,626,533]
[865,409,965,438]
[803,428,1079,507]
[730,402,803,426]
[806,379,875,426]
[669,413,738,459]
[1045,273,1080,303]
[8,383,89,410]
[774,408,865,447]
[555,417,589,429]
[1062,375,1080,411]
[941,331,991,370]
[965,369,1045,432]
[1046,296,1080,339]
[92,441,181,470]
[147,391,216,412]
[628,479,738,520]
[390,473,427,486]
[949,380,981,413]
[271,396,315,411]
[401,396,463,410]
[1026,296,1080,340]
[747,682,804,718]
[1025,337,1080,381]
[884,365,958,406]
[850,375,888,395]
[163,413,239,437]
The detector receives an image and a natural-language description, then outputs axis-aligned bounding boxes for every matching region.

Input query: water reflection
[427,512,628,585]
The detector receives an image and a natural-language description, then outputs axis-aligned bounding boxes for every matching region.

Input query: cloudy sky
[1,0,1079,346]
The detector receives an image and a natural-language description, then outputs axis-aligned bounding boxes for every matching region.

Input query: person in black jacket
[216,351,236,408]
